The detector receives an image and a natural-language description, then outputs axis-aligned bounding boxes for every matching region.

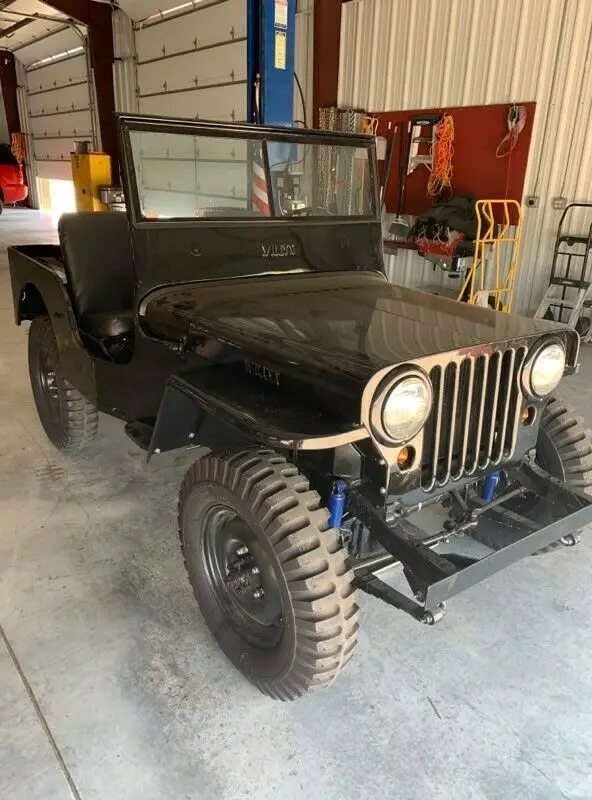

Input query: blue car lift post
[247,0,296,126]
[247,1,297,210]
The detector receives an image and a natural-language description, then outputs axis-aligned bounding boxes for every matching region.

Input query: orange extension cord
[427,114,454,198]
[11,132,26,164]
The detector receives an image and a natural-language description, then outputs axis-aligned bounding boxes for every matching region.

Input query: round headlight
[381,375,432,443]
[529,343,566,396]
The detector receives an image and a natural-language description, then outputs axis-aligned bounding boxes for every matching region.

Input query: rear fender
[9,245,96,403]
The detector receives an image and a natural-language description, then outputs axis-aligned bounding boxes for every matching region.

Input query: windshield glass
[128,130,375,221]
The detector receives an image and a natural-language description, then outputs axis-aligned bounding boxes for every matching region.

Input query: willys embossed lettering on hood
[260,243,297,258]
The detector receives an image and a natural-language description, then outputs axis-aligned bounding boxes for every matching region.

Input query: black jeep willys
[8,114,592,699]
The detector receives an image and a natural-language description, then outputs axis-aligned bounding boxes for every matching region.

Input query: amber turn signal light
[521,406,535,426]
[397,446,415,470]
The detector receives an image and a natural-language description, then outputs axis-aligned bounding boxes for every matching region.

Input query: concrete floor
[1,208,592,800]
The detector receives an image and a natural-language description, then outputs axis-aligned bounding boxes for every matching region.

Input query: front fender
[149,365,367,456]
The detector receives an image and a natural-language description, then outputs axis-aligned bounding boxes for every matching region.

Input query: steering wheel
[286,206,335,217]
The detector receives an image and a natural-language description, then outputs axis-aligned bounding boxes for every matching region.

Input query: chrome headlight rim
[522,338,566,399]
[370,367,433,446]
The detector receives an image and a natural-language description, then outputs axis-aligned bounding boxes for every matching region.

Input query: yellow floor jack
[457,199,523,313]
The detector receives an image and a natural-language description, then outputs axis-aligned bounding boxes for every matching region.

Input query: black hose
[293,71,308,128]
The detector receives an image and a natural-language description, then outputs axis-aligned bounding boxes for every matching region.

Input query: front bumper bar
[351,464,592,620]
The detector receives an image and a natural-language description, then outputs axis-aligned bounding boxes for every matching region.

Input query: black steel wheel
[28,315,98,450]
[471,397,592,554]
[178,449,359,700]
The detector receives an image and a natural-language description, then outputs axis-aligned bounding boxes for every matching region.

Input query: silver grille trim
[421,346,528,491]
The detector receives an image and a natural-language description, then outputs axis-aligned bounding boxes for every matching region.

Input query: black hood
[142,271,575,390]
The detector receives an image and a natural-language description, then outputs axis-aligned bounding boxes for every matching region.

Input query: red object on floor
[0,143,28,205]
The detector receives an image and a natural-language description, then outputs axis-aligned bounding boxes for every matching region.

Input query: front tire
[471,397,592,553]
[28,315,98,450]
[178,449,359,700]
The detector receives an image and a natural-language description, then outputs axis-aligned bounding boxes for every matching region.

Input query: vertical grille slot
[421,347,526,490]
[481,350,502,468]
[436,363,457,483]
[466,354,488,474]
[451,357,475,480]
[503,346,528,457]
[421,365,442,490]
[490,349,516,463]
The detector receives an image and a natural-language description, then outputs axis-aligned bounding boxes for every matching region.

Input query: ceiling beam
[39,1,100,27]
[0,0,35,40]
[0,5,73,49]
[0,7,71,23]
[0,17,33,38]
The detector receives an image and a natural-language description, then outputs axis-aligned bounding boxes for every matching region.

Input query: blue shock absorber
[328,479,347,528]
[482,470,501,502]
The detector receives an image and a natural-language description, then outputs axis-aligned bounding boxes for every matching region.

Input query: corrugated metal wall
[338,0,592,316]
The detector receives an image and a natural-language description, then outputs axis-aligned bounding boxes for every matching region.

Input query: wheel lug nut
[253,588,264,600]
[236,546,248,557]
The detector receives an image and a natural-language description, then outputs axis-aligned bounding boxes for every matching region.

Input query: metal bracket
[355,569,446,625]
[350,464,592,620]
[348,485,458,590]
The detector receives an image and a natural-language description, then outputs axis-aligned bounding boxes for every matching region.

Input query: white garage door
[135,0,247,123]
[20,26,95,181]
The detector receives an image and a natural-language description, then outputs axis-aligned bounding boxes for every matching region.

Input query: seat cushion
[81,310,134,339]
[58,212,135,319]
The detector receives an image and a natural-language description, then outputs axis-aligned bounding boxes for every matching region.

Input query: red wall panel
[375,102,536,224]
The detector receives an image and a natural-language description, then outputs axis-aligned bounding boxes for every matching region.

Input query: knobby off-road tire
[28,315,98,450]
[178,449,359,700]
[471,397,592,554]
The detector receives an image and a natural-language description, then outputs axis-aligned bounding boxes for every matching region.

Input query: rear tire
[28,315,98,450]
[178,449,359,700]
[471,397,592,554]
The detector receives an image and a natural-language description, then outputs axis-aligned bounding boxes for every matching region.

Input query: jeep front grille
[421,347,528,490]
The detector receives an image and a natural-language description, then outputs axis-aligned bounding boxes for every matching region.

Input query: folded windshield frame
[117,114,380,229]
